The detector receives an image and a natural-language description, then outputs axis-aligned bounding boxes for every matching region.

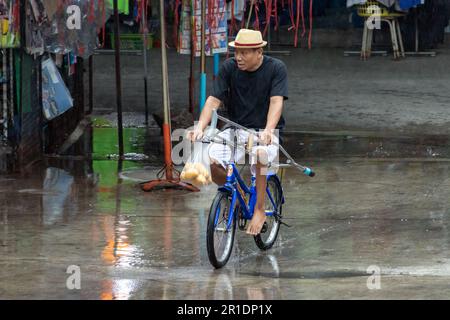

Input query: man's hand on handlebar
[187,128,204,142]
[259,129,274,146]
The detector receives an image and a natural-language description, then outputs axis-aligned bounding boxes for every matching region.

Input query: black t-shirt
[211,55,288,130]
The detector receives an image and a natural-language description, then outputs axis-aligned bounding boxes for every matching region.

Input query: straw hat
[229,29,267,49]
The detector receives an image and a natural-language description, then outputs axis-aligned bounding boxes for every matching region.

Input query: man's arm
[188,96,222,141]
[265,96,284,131]
[261,96,284,145]
[198,96,222,131]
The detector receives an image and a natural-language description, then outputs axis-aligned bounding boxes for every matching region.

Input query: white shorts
[208,129,280,175]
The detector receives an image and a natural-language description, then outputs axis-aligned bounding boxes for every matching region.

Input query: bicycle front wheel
[254,175,283,250]
[207,191,237,269]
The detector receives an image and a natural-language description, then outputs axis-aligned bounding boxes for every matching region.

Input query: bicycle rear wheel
[254,175,283,250]
[207,192,237,268]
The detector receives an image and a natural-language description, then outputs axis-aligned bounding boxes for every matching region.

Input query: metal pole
[142,0,149,126]
[213,53,219,80]
[160,0,174,180]
[189,0,195,114]
[2,50,7,141]
[113,0,124,159]
[246,0,255,29]
[189,47,194,113]
[199,0,207,111]
[415,9,419,52]
[88,55,93,115]
[200,0,206,74]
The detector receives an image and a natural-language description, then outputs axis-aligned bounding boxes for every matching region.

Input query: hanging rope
[263,0,272,36]
[88,0,96,23]
[97,0,106,48]
[301,0,306,37]
[293,0,299,47]
[253,0,260,30]
[228,0,234,35]
[274,0,278,31]
[287,0,295,32]
[173,0,181,49]
[308,0,312,49]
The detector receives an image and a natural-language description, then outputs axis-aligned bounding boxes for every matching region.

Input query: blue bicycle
[206,162,285,268]
[205,115,315,269]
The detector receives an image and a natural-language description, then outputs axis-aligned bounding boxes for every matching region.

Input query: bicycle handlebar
[201,110,316,178]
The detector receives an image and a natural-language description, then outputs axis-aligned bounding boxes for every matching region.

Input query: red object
[99,0,106,48]
[301,0,306,37]
[263,0,271,36]
[173,0,181,48]
[229,0,236,36]
[308,0,313,49]
[163,123,173,180]
[294,0,299,47]
[274,0,278,31]
[140,124,199,192]
[88,0,96,23]
[234,41,265,47]
[288,0,295,31]
[254,1,260,30]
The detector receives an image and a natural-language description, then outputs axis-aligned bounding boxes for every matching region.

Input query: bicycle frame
[216,163,280,232]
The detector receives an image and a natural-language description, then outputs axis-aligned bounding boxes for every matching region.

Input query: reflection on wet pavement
[2,132,450,299]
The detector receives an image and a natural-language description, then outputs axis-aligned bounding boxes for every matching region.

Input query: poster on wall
[178,0,228,57]
[42,58,73,121]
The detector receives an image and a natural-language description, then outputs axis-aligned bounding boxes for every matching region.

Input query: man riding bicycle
[188,29,288,236]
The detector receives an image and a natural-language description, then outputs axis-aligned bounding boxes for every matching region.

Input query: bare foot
[246,208,266,236]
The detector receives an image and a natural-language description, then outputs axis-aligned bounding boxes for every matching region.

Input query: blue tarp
[398,0,424,10]
[42,58,73,121]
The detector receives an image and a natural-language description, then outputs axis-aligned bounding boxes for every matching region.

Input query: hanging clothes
[26,0,114,58]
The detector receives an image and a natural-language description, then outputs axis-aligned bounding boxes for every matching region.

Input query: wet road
[2,133,450,299]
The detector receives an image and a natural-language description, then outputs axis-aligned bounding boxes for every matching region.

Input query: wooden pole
[160,0,174,180]
[113,0,124,159]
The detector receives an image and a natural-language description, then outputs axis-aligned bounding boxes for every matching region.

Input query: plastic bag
[180,141,212,188]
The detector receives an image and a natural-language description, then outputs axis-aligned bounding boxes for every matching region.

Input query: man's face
[235,48,262,71]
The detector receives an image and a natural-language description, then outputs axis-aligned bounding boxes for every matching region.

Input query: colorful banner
[0,0,20,48]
